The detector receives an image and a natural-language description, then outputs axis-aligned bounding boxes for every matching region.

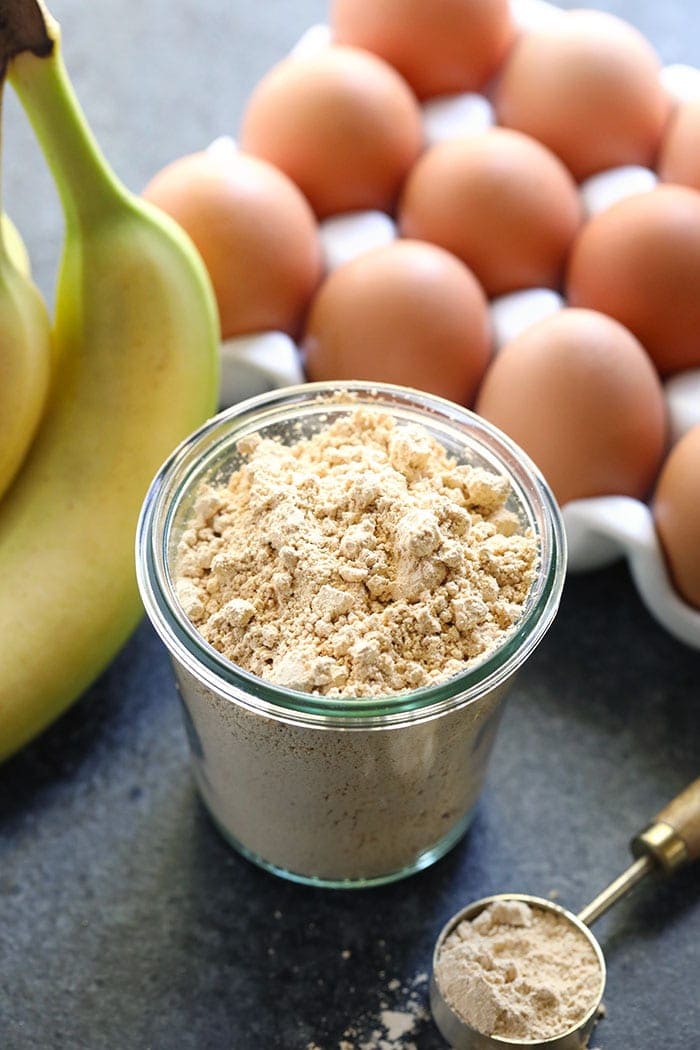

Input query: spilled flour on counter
[176,408,537,696]
[434,899,603,1041]
[305,970,431,1050]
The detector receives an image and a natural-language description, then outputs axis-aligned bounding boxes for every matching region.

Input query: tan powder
[434,900,603,1041]
[175,408,537,697]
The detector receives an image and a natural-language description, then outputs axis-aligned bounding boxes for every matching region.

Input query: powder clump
[175,408,537,697]
[434,901,603,1041]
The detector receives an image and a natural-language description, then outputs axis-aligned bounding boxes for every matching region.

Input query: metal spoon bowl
[430,893,606,1049]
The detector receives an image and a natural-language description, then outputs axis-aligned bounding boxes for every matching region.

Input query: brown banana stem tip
[0,0,53,79]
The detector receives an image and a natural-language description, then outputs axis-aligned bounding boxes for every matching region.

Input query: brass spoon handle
[577,776,700,928]
[632,776,700,871]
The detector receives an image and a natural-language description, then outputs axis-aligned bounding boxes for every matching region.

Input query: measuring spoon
[430,777,700,1048]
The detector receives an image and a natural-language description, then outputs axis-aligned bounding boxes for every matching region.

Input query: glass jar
[136,382,566,887]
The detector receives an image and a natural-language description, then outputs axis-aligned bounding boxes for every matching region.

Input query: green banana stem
[5,1,129,227]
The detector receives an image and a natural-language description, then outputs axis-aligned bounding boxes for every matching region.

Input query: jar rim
[136,382,567,726]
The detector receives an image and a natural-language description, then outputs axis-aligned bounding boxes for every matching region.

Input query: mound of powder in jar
[174,408,537,696]
[434,900,602,1041]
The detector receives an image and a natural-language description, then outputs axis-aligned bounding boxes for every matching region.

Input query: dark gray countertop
[1,2,700,1048]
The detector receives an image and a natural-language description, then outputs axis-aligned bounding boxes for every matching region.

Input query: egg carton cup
[214,9,700,648]
[564,498,700,649]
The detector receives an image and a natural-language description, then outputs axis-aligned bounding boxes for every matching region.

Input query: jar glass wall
[137,382,566,887]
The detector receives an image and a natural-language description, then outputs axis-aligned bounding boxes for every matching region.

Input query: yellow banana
[0,197,51,500]
[2,213,31,276]
[0,1,219,761]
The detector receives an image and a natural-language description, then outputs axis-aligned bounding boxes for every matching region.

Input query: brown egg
[330,0,515,100]
[658,100,700,191]
[567,185,700,375]
[475,309,667,506]
[302,240,491,404]
[239,47,424,219]
[654,426,700,608]
[143,148,323,340]
[495,9,670,180]
[398,129,582,297]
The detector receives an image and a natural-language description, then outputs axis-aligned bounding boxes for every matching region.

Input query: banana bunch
[0,1,219,762]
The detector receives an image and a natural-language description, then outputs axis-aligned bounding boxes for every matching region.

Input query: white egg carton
[216,2,700,649]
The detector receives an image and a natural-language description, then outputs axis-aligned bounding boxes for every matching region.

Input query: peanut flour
[169,406,540,881]
[434,900,602,1041]
[175,408,537,697]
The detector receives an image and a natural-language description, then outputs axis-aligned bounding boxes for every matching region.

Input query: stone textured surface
[2,1,700,1048]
